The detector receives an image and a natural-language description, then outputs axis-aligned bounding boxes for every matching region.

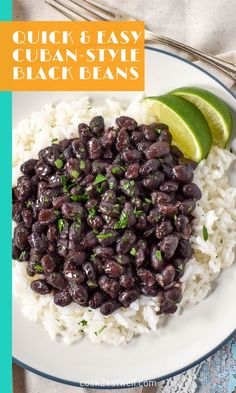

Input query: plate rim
[13,46,236,388]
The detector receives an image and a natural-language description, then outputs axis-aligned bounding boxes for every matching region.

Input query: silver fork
[45,0,236,81]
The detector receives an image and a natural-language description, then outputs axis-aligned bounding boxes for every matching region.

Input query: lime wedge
[170,87,232,148]
[145,95,212,162]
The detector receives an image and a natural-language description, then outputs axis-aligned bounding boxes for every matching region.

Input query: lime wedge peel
[170,87,233,148]
[145,95,212,162]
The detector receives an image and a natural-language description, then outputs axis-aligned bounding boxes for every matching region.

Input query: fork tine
[45,0,91,21]
[79,0,118,19]
[45,0,77,21]
[66,0,107,20]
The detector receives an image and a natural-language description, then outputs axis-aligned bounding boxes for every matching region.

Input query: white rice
[12,96,236,345]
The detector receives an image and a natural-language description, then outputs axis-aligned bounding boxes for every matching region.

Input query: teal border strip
[1,0,12,392]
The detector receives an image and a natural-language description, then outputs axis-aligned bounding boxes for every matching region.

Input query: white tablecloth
[12,0,236,392]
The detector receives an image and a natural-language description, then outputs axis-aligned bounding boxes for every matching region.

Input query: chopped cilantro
[79,160,86,170]
[123,179,134,190]
[34,264,44,272]
[155,249,163,262]
[54,209,60,217]
[18,250,26,261]
[114,211,129,229]
[144,198,151,203]
[70,195,81,202]
[87,281,98,289]
[80,320,87,327]
[88,207,97,218]
[51,137,58,143]
[155,128,162,134]
[94,173,107,184]
[60,175,67,187]
[203,225,208,241]
[71,170,79,179]
[111,166,124,175]
[25,201,32,208]
[173,214,177,221]
[130,247,137,256]
[95,325,107,336]
[57,218,64,233]
[134,209,143,217]
[97,232,113,239]
[54,159,64,169]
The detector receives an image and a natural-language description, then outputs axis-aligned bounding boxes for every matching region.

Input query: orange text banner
[0,21,144,91]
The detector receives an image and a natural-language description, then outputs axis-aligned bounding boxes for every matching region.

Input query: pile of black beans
[12,115,202,316]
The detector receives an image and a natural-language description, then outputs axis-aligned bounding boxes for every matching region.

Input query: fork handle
[146,31,236,81]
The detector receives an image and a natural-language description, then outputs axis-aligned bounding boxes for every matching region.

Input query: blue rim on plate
[12,46,236,389]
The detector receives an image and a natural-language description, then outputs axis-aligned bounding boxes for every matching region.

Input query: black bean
[89,291,105,309]
[178,199,196,215]
[54,289,72,307]
[139,159,160,176]
[13,225,29,250]
[116,129,130,151]
[140,124,158,141]
[63,145,75,161]
[80,231,98,248]
[20,159,38,176]
[159,129,172,144]
[134,249,146,268]
[178,239,193,259]
[69,283,88,306]
[178,156,197,169]
[65,158,81,180]
[12,245,21,260]
[47,224,58,242]
[97,229,118,246]
[158,204,178,217]
[12,202,24,222]
[160,235,179,260]
[137,141,152,152]
[116,116,137,131]
[156,265,175,287]
[35,161,52,177]
[116,230,136,254]
[118,288,140,307]
[89,116,105,135]
[182,183,202,200]
[52,195,70,209]
[101,127,117,147]
[31,279,52,295]
[165,283,182,304]
[125,163,140,179]
[46,272,67,290]
[61,202,84,220]
[87,138,102,159]
[100,300,121,315]
[151,191,172,205]
[142,171,165,189]
[69,221,84,242]
[137,268,156,287]
[78,123,93,140]
[120,179,139,197]
[94,246,114,259]
[120,274,136,289]
[115,254,130,265]
[39,145,60,166]
[41,255,56,274]
[104,260,124,278]
[145,142,170,159]
[72,139,87,159]
[16,176,32,201]
[38,208,57,225]
[64,268,86,284]
[160,181,179,192]
[140,285,158,297]
[82,262,96,281]
[57,238,69,257]
[156,220,173,239]
[131,131,142,144]
[121,149,143,162]
[65,250,86,269]
[173,165,193,183]
[98,275,120,299]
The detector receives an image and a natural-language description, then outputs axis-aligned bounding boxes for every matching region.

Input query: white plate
[13,48,236,387]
